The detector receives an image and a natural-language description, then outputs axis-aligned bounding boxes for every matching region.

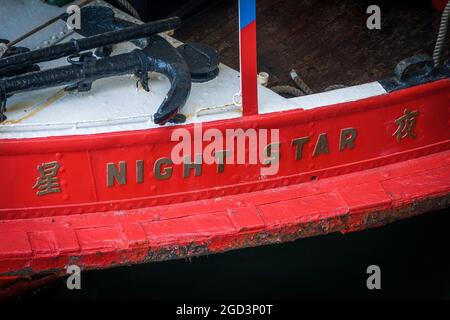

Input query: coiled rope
[270,69,313,97]
[271,68,348,97]
[290,69,314,95]
[271,85,305,97]
[433,0,450,67]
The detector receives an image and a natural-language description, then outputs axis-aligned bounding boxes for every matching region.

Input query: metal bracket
[64,52,97,92]
[380,54,449,92]
[133,49,150,92]
[394,54,434,82]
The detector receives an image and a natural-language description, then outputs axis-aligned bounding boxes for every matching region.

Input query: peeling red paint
[0,150,449,297]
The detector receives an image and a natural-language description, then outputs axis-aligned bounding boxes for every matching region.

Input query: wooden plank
[176,0,448,91]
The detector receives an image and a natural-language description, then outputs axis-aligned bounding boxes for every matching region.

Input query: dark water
[24,209,450,300]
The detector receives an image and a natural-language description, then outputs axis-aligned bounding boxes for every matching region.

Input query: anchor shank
[0,17,181,73]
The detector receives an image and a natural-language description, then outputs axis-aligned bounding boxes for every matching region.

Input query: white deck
[0,0,387,139]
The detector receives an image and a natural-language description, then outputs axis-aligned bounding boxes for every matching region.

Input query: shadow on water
[23,209,450,300]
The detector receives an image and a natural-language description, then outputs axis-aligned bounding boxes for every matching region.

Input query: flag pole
[238,0,259,116]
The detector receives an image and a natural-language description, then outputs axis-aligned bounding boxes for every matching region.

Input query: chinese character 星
[32,161,61,196]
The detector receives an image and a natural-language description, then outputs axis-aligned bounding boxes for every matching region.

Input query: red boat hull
[0,79,449,296]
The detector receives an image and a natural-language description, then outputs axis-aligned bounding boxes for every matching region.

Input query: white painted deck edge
[287,82,387,110]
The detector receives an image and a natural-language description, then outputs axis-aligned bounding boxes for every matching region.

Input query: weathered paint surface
[0,80,448,218]
[0,149,449,297]
[0,79,449,296]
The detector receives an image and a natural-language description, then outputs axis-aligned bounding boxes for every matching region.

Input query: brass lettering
[214,150,230,173]
[313,133,329,157]
[393,109,419,142]
[154,158,173,180]
[107,161,127,187]
[183,154,202,178]
[136,160,144,184]
[291,137,309,160]
[263,142,280,165]
[33,161,61,196]
[339,128,357,151]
